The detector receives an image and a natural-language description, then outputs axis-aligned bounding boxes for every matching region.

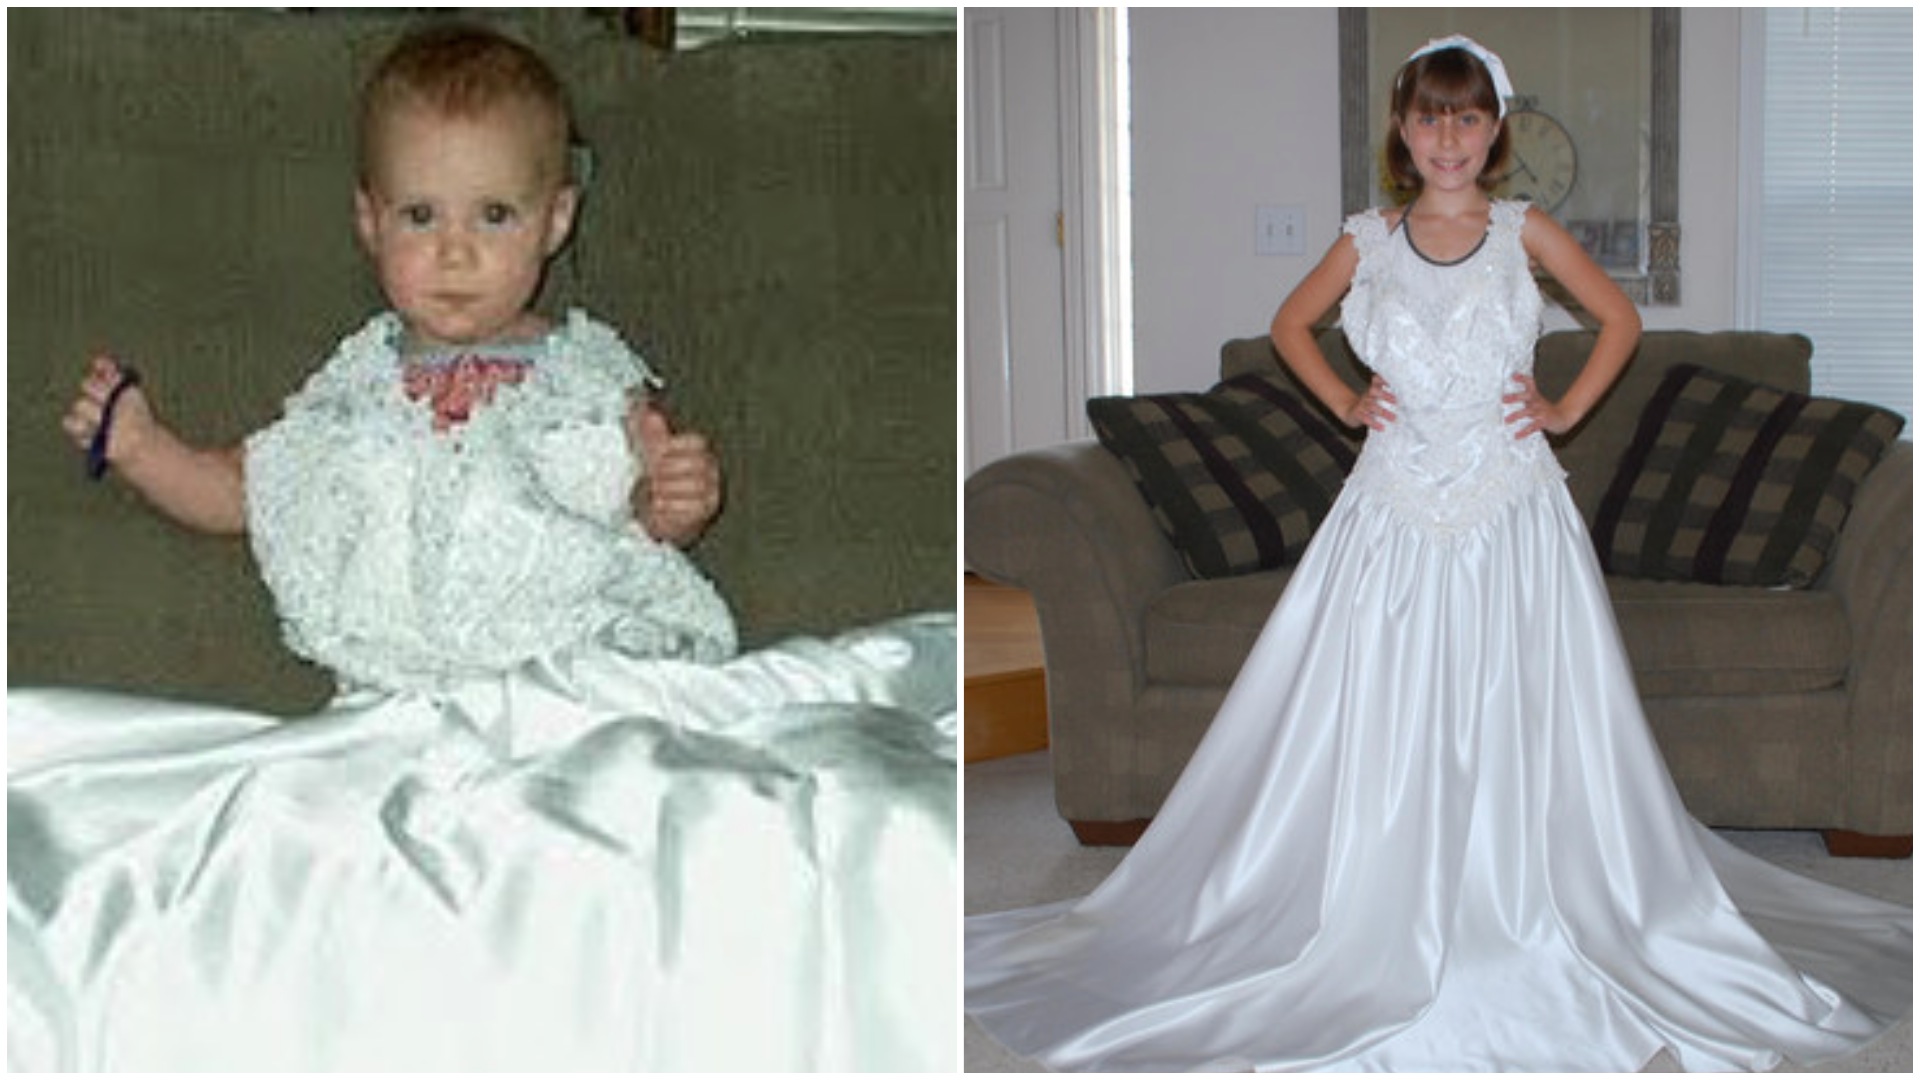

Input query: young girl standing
[13,22,955,1071]
[965,36,1909,1072]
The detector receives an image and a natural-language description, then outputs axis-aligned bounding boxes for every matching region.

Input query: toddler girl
[14,21,955,1071]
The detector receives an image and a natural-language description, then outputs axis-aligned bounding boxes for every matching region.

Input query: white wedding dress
[964,202,1911,1072]
[9,311,957,1071]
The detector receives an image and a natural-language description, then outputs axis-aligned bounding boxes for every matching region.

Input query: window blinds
[1754,8,1912,428]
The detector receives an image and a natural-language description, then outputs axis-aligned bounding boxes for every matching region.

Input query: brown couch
[965,329,1912,855]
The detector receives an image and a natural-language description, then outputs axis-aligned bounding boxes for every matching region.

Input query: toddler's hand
[62,356,156,474]
[629,401,723,547]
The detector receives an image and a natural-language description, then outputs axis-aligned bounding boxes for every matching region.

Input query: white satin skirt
[10,614,957,1071]
[964,484,1911,1072]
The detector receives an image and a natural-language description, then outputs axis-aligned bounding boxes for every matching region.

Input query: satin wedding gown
[964,202,1911,1072]
[10,311,957,1071]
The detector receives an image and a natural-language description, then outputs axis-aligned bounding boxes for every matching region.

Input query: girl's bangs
[1403,57,1498,116]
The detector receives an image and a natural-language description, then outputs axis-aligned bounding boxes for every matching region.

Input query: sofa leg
[1069,819,1152,846]
[1821,830,1913,858]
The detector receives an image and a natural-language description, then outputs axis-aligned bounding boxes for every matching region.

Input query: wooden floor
[963,574,1048,762]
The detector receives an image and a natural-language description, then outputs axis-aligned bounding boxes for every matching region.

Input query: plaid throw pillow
[1087,373,1356,579]
[1592,363,1905,587]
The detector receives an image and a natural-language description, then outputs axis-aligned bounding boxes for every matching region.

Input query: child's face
[1396,107,1500,196]
[355,102,576,348]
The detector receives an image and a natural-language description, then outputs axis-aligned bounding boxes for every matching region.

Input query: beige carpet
[965,751,1913,1073]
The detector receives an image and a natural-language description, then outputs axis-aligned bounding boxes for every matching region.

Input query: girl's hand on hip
[1503,374,1575,438]
[1343,375,1397,431]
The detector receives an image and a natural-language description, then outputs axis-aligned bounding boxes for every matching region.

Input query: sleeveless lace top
[245,310,738,693]
[1338,200,1565,535]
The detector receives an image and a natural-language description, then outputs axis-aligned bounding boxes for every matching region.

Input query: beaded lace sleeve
[1338,208,1392,340]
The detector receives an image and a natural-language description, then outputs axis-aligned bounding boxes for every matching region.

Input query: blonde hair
[359,22,574,186]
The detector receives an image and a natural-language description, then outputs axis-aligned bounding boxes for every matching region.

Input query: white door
[964,8,1070,476]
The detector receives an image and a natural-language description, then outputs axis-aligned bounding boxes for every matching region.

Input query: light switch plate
[1255,205,1306,256]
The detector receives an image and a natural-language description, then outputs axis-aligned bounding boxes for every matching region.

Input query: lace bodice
[245,310,737,692]
[1338,200,1565,534]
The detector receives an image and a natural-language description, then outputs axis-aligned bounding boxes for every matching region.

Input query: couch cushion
[1606,577,1851,696]
[1143,572,1288,686]
[1087,374,1355,579]
[1532,331,1818,520]
[1592,363,1904,587]
[1144,572,1849,697]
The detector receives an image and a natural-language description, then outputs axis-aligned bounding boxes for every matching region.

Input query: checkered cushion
[1087,373,1356,579]
[1592,363,1905,587]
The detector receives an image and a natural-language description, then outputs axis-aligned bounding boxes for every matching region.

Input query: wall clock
[1499,108,1577,212]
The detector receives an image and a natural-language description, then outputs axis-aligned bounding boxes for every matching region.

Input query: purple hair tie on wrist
[86,367,142,480]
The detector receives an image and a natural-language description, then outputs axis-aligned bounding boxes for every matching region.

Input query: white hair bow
[1406,34,1515,119]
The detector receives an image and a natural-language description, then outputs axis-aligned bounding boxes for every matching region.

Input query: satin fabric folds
[964,203,1911,1071]
[10,614,957,1071]
[965,485,1909,1071]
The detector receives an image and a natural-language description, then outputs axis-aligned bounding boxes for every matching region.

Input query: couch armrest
[965,442,1188,712]
[1823,441,1912,834]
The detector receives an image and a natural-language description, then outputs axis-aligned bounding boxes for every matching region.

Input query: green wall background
[8,9,957,712]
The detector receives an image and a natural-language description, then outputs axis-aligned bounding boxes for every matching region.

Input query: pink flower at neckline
[401,353,534,431]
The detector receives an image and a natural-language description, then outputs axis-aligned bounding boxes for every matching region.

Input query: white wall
[1127,7,1743,394]
[1128,8,1341,394]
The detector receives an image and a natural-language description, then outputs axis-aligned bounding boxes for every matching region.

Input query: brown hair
[1381,46,1511,201]
[358,21,574,186]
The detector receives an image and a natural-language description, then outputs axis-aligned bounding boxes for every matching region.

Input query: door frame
[1057,8,1133,440]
